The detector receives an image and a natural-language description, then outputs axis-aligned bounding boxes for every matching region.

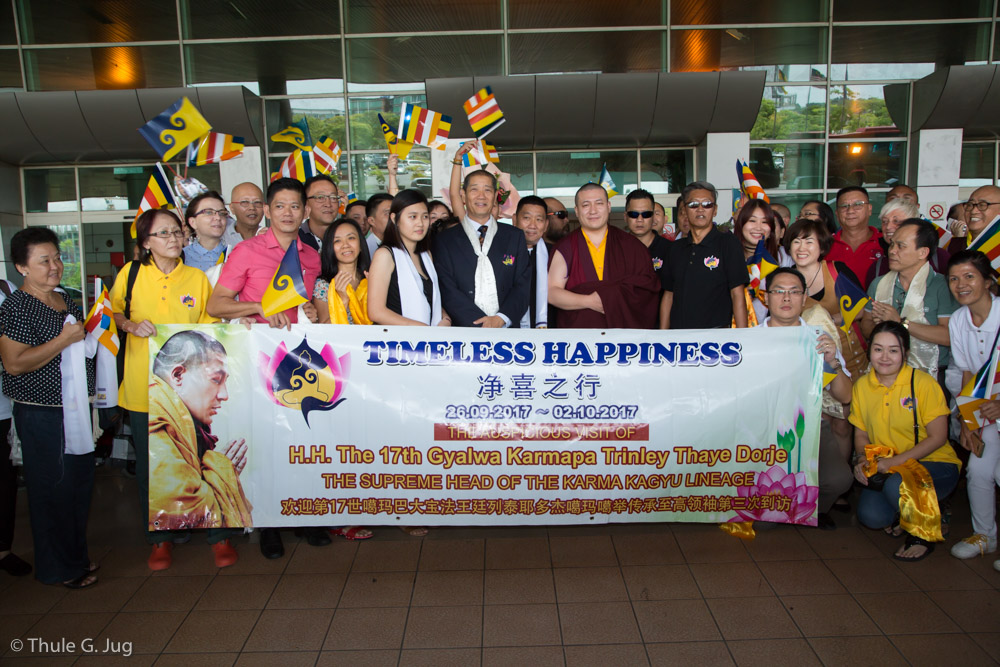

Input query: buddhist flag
[463,86,505,140]
[398,103,452,150]
[737,159,769,202]
[461,140,500,167]
[138,97,212,162]
[186,132,244,167]
[835,271,869,333]
[131,163,177,238]
[271,117,313,150]
[379,112,413,160]
[84,277,119,408]
[957,327,1000,430]
[599,164,618,197]
[967,214,1000,270]
[271,150,316,183]
[313,136,341,175]
[746,240,778,293]
[339,192,358,215]
[261,242,309,318]
[925,216,953,249]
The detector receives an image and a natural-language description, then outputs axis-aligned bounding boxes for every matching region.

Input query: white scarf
[874,261,938,373]
[521,242,549,328]
[461,216,500,317]
[391,247,442,325]
[60,314,96,455]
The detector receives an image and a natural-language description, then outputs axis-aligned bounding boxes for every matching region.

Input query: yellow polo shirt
[583,229,608,281]
[848,365,960,466]
[110,261,217,412]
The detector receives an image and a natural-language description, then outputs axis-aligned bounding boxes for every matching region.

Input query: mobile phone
[970,432,985,458]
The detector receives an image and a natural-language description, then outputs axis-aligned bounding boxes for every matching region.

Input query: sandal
[87,562,100,573]
[400,526,429,537]
[894,535,935,562]
[63,573,98,589]
[883,518,903,538]
[331,526,374,541]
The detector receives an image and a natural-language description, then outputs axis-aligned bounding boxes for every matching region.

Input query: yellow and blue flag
[397,103,452,150]
[186,132,244,167]
[746,240,778,293]
[835,272,869,333]
[599,164,618,197]
[84,277,119,356]
[957,328,1000,430]
[270,150,317,183]
[271,117,313,151]
[378,112,413,160]
[261,242,309,318]
[131,163,177,238]
[138,97,212,162]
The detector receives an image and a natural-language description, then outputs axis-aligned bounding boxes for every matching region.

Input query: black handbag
[867,370,919,491]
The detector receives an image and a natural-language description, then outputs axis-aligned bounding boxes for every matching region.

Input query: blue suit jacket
[433,220,532,327]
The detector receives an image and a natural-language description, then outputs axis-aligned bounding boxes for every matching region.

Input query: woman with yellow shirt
[849,321,961,562]
[110,209,224,572]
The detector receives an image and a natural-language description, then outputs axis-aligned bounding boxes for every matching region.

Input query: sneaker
[949,534,998,559]
[211,540,238,568]
[148,543,172,571]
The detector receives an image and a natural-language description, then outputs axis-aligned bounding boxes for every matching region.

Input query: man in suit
[512,195,553,328]
[433,169,531,327]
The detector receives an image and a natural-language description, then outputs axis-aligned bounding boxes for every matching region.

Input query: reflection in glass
[346,0,499,32]
[672,0,827,24]
[18,0,177,44]
[834,0,990,21]
[671,27,827,74]
[348,35,501,85]
[348,94,428,151]
[0,50,22,89]
[771,193,829,224]
[266,98,347,156]
[24,46,182,91]
[828,141,906,189]
[751,85,826,141]
[510,0,662,28]
[0,2,14,44]
[78,166,221,213]
[749,143,825,191]
[82,221,129,304]
[24,169,77,213]
[536,151,637,201]
[347,150,432,200]
[184,1,340,39]
[828,85,899,137]
[500,153,535,196]
[185,40,342,93]
[640,150,692,194]
[960,143,995,187]
[50,225,83,308]
[511,31,662,75]
[831,24,990,81]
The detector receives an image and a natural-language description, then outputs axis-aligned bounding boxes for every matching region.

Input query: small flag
[379,112,413,160]
[967,214,1000,269]
[924,216,953,249]
[270,150,316,183]
[138,97,212,162]
[339,192,358,216]
[313,136,341,175]
[461,140,500,167]
[398,103,452,150]
[463,86,505,140]
[261,242,309,318]
[84,277,119,356]
[186,132,244,167]
[746,240,778,293]
[822,358,839,388]
[957,327,1000,430]
[131,163,177,239]
[271,117,313,150]
[599,164,618,197]
[737,159,769,202]
[834,272,869,333]
[345,193,358,205]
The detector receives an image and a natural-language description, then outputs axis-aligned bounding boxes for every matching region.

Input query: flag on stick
[379,113,413,160]
[261,243,309,318]
[461,140,499,167]
[463,86,505,140]
[84,277,119,408]
[131,163,177,239]
[957,327,1000,430]
[834,272,870,333]
[313,136,341,175]
[397,103,452,150]
[599,164,618,197]
[746,240,778,294]
[186,132,244,167]
[270,118,313,150]
[138,97,212,162]
[737,159,769,202]
[271,150,316,183]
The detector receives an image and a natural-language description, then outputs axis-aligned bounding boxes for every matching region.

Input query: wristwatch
[900,317,909,330]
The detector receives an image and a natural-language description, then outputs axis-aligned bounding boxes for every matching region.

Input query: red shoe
[212,539,238,568]
[148,543,172,571]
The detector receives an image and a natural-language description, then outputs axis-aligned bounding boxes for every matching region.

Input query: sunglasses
[627,211,654,219]
[548,211,568,219]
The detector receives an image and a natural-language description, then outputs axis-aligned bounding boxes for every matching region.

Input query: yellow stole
[864,444,943,541]
[328,279,372,325]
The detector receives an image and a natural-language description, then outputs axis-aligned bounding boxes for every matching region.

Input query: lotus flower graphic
[259,337,350,427]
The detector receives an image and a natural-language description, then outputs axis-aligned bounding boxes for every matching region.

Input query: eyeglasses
[837,201,868,211]
[149,230,185,239]
[799,210,819,218]
[626,210,654,219]
[194,208,227,218]
[685,200,715,209]
[548,210,568,219]
[233,199,263,208]
[766,288,805,297]
[963,200,1000,211]
[308,194,340,204]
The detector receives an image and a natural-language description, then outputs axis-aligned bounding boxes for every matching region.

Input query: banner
[147,325,823,531]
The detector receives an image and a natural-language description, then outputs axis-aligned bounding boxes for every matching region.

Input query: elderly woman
[865,199,926,286]
[0,228,97,588]
[110,209,224,572]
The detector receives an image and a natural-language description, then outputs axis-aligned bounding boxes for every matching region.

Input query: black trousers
[0,418,15,552]
[14,403,93,584]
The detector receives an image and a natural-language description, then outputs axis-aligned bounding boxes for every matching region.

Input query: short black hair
[947,249,994,282]
[767,266,807,292]
[344,199,367,216]
[868,320,910,359]
[784,217,833,259]
[625,188,655,209]
[836,186,869,205]
[382,189,431,254]
[894,218,937,255]
[304,174,338,194]
[516,195,548,216]
[267,178,306,206]
[463,169,497,192]
[135,208,183,265]
[575,182,608,205]
[366,192,392,219]
[10,227,59,268]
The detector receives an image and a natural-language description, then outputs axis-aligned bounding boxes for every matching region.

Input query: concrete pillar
[219,146,265,200]
[914,129,962,224]
[701,132,750,224]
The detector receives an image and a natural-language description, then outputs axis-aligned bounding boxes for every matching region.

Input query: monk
[547,183,661,328]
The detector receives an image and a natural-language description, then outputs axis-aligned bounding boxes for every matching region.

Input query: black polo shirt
[663,225,748,329]
[647,234,671,291]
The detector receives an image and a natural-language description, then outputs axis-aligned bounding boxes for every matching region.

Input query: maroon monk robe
[554,226,661,328]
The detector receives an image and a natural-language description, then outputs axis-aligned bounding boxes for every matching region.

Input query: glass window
[348,94,428,150]
[501,153,534,196]
[266,98,346,157]
[749,143,825,191]
[510,0,663,29]
[640,149,692,194]
[17,0,178,44]
[82,222,129,303]
[183,1,340,39]
[672,0,828,24]
[348,149,431,200]
[0,50,22,89]
[23,168,77,213]
[78,165,220,213]
[828,84,901,138]
[828,141,906,190]
[770,193,828,225]
[536,151,636,201]
[830,24,990,81]
[671,27,827,74]
[960,142,995,188]
[23,46,182,91]
[0,2,15,44]
[346,0,500,32]
[510,31,663,75]
[185,40,342,93]
[752,85,826,141]
[834,0,991,20]
[347,35,502,85]
[50,224,83,307]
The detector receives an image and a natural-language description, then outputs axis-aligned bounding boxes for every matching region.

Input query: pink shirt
[217,228,321,323]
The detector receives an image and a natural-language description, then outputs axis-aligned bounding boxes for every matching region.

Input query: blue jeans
[857,460,960,533]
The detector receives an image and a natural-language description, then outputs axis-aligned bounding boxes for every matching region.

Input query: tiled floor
[1,466,998,666]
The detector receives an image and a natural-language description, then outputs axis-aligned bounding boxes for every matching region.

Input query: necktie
[478,225,488,248]
[528,246,536,328]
